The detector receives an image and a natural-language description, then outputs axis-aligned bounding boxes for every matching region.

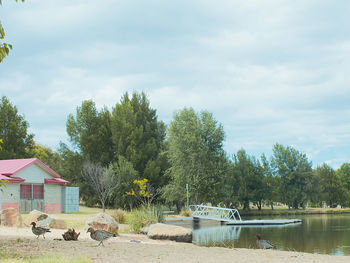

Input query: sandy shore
[0,226,349,263]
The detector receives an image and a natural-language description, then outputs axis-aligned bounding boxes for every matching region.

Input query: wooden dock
[225,219,302,225]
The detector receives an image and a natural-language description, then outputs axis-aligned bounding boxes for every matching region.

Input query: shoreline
[1,226,350,263]
[239,208,350,217]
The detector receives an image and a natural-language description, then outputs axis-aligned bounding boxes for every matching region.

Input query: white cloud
[1,0,350,167]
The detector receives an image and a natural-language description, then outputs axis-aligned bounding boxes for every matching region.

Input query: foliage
[271,143,313,209]
[127,205,164,233]
[67,100,114,165]
[314,163,342,207]
[0,96,34,159]
[179,209,191,217]
[108,156,138,210]
[0,0,24,63]
[111,92,169,190]
[163,108,228,207]
[112,209,126,224]
[33,144,62,172]
[337,163,350,207]
[126,178,155,206]
[81,162,117,212]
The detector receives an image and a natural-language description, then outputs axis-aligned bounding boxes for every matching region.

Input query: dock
[225,219,302,225]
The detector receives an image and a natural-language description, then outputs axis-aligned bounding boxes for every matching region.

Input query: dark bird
[31,222,51,239]
[87,227,116,246]
[256,234,274,249]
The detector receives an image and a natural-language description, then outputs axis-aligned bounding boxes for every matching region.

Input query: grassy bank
[239,207,350,216]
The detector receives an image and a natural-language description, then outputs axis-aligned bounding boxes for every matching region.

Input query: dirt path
[1,226,349,263]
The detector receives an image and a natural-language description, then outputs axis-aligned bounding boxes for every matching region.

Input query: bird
[31,222,51,239]
[86,227,116,246]
[256,234,274,249]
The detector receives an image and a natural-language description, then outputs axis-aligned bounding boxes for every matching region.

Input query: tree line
[1,94,350,211]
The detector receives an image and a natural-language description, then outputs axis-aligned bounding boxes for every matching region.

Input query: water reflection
[166,214,350,255]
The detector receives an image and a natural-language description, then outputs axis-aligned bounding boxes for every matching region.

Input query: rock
[147,223,192,243]
[140,226,150,235]
[0,208,22,227]
[49,218,67,229]
[85,213,119,235]
[36,216,52,228]
[23,210,67,229]
[23,210,48,227]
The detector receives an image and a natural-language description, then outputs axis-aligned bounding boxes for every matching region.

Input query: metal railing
[189,205,242,222]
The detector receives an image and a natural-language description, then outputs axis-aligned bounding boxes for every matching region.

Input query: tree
[163,108,227,206]
[315,163,342,207]
[111,92,168,191]
[232,150,267,211]
[260,154,281,210]
[82,162,117,212]
[33,144,62,172]
[109,156,138,210]
[336,163,350,207]
[0,0,24,63]
[271,143,312,209]
[0,96,34,159]
[67,100,114,166]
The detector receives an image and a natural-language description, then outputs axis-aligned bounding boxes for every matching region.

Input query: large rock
[49,218,67,229]
[147,223,192,243]
[23,210,67,229]
[0,208,22,227]
[23,210,48,227]
[85,213,118,235]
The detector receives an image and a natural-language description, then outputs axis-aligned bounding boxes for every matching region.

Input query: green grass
[126,205,164,233]
[0,252,91,263]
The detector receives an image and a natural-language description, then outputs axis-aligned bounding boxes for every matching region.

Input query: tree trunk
[257,200,262,210]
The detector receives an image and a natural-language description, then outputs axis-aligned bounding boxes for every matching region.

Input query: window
[20,184,44,199]
[33,185,44,199]
[20,185,32,199]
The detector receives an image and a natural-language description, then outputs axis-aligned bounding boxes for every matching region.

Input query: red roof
[0,158,68,184]
[0,174,25,182]
[44,178,69,184]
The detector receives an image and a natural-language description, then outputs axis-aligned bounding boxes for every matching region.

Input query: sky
[0,0,350,168]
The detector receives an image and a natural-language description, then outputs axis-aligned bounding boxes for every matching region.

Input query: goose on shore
[256,234,274,249]
[87,227,116,246]
[31,222,51,239]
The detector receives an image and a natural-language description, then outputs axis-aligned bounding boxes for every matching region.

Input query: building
[0,158,79,213]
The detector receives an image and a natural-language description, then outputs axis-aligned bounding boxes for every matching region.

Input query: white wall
[16,164,52,183]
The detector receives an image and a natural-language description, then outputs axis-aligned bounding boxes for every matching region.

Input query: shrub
[112,209,126,224]
[127,205,164,233]
[179,209,191,217]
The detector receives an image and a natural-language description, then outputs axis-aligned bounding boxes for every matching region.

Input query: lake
[166,214,350,256]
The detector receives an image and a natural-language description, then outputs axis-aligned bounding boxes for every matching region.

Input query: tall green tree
[271,143,312,209]
[109,155,138,210]
[315,163,342,207]
[162,108,227,207]
[260,154,281,210]
[111,92,168,190]
[232,150,267,210]
[336,163,350,207]
[66,100,114,165]
[32,144,62,172]
[0,96,34,159]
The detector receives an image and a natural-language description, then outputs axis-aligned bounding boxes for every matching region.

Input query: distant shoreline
[239,208,350,216]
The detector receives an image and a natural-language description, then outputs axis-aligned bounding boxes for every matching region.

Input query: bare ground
[0,226,349,263]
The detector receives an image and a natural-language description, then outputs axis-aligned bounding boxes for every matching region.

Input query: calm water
[166,214,350,256]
